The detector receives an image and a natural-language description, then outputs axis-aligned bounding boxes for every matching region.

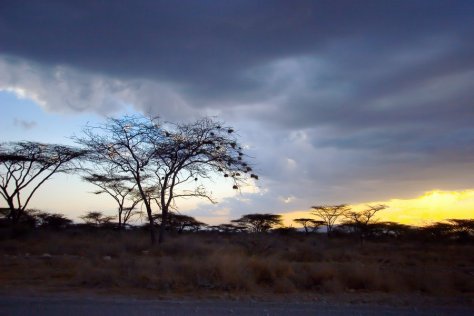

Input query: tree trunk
[6,199,17,224]
[145,206,156,244]
[12,208,24,225]
[149,221,156,244]
[158,207,168,244]
[118,210,123,230]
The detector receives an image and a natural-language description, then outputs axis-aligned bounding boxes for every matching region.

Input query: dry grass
[1,230,473,297]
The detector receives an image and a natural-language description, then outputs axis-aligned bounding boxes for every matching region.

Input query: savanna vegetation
[1,114,473,300]
[1,218,473,298]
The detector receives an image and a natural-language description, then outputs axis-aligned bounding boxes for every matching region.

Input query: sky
[1,1,473,225]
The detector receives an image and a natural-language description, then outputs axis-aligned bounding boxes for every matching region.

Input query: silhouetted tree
[35,211,72,229]
[83,169,142,229]
[212,223,248,233]
[153,212,207,233]
[420,219,474,242]
[75,116,162,241]
[80,211,115,227]
[0,208,38,232]
[231,213,282,233]
[272,226,297,235]
[447,219,474,241]
[148,117,256,243]
[311,204,350,236]
[76,115,256,244]
[343,204,387,241]
[293,218,325,234]
[0,142,85,225]
[419,222,454,241]
[367,221,413,239]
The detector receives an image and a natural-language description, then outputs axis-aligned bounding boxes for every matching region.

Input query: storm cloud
[1,0,473,216]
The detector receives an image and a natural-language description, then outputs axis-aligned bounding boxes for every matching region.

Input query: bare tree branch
[0,142,86,224]
[75,115,257,244]
[311,204,351,236]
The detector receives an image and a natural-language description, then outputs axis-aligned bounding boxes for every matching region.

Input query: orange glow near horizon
[283,189,474,227]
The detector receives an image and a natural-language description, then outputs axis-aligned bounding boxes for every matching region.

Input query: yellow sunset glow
[283,189,474,227]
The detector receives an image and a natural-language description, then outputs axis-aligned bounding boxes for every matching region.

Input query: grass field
[1,230,473,299]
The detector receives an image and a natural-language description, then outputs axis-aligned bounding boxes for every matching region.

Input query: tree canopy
[76,115,257,243]
[82,169,142,229]
[153,211,207,233]
[293,218,325,234]
[311,204,350,235]
[0,141,85,224]
[80,211,116,226]
[231,213,282,233]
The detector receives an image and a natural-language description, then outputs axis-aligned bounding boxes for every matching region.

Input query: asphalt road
[0,296,473,316]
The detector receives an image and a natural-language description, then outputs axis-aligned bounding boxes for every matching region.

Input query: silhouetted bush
[35,211,72,230]
[272,226,298,236]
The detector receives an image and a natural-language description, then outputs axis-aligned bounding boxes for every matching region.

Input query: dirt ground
[1,231,473,315]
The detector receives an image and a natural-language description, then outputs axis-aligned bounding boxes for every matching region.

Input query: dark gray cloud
[1,1,472,96]
[1,0,473,216]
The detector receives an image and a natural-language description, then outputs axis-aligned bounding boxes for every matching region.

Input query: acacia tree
[80,211,115,226]
[211,223,248,233]
[371,221,412,239]
[35,211,73,229]
[231,213,282,233]
[311,204,350,236]
[343,204,387,241]
[293,218,325,234]
[0,142,85,225]
[153,212,207,233]
[150,117,256,243]
[76,115,256,244]
[76,116,165,242]
[83,169,142,229]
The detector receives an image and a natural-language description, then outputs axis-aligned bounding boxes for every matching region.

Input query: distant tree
[272,226,298,235]
[0,208,38,232]
[35,211,72,229]
[419,221,454,241]
[212,223,248,233]
[311,204,350,236]
[83,170,142,229]
[343,204,387,241]
[172,214,207,233]
[231,213,282,233]
[421,219,474,242]
[293,218,325,234]
[76,115,256,244]
[367,221,413,239]
[0,142,85,225]
[447,219,474,239]
[153,212,207,233]
[80,211,115,227]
